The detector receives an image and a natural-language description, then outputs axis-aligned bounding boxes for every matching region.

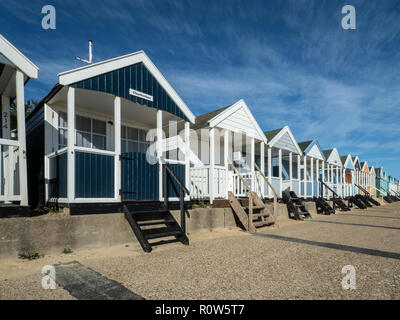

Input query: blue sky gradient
[1,0,399,177]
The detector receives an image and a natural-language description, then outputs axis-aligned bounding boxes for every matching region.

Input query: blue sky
[1,0,399,177]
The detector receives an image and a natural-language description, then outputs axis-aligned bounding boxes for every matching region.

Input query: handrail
[318,178,338,210]
[227,159,253,227]
[354,184,370,196]
[161,157,189,235]
[318,178,339,197]
[254,163,278,219]
[164,163,190,195]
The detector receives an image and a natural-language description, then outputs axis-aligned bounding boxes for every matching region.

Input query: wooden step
[133,210,169,221]
[242,205,265,211]
[252,213,270,219]
[142,227,182,240]
[138,219,175,227]
[253,220,269,227]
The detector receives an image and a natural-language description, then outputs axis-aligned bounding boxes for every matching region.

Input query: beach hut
[360,161,370,194]
[188,99,268,202]
[26,50,195,213]
[297,140,326,198]
[264,126,302,197]
[322,148,343,198]
[340,154,355,197]
[352,156,362,195]
[0,34,38,215]
[368,166,376,196]
[375,168,386,197]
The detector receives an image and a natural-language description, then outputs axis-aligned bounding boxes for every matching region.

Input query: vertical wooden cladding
[164,164,186,198]
[49,153,67,198]
[121,152,158,200]
[75,152,114,198]
[71,62,188,121]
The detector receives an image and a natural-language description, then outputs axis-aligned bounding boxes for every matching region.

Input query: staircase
[228,191,274,232]
[354,194,373,208]
[313,197,335,215]
[332,197,351,211]
[124,162,190,253]
[282,191,312,221]
[348,196,367,209]
[123,203,189,253]
[319,178,350,211]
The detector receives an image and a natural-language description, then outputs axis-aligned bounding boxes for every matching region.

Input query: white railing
[190,165,226,199]
[232,171,252,197]
[0,139,21,202]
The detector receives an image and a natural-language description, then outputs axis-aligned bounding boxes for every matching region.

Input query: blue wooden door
[121,152,159,200]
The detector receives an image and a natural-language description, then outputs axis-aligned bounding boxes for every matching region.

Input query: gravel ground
[1,202,399,300]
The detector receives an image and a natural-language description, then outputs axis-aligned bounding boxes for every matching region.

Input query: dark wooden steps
[123,203,189,253]
[282,191,312,221]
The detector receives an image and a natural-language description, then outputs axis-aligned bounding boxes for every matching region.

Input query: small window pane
[139,130,146,142]
[76,131,91,148]
[93,119,106,135]
[59,128,67,147]
[121,139,127,153]
[76,116,91,132]
[127,127,138,141]
[121,126,127,139]
[59,112,67,128]
[93,134,106,150]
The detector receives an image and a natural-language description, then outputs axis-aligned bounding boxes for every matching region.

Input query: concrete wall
[0,208,239,259]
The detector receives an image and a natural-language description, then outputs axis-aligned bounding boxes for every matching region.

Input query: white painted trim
[0,34,39,79]
[1,95,10,139]
[47,147,68,159]
[185,122,190,192]
[157,110,163,201]
[0,138,19,147]
[71,198,119,203]
[209,128,215,203]
[0,195,21,201]
[267,126,302,154]
[278,148,282,196]
[297,154,301,194]
[74,146,116,156]
[208,99,268,144]
[289,152,293,191]
[16,70,28,206]
[268,147,272,197]
[67,87,75,202]
[310,157,314,196]
[58,51,195,123]
[114,97,121,201]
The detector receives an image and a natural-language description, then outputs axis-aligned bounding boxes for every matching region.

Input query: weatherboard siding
[214,107,260,139]
[75,151,114,198]
[307,144,324,160]
[71,62,188,121]
[273,132,298,153]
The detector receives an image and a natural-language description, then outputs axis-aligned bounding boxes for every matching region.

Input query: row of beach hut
[0,35,398,215]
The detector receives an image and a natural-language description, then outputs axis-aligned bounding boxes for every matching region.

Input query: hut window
[75,115,107,150]
[121,125,149,154]
[58,112,68,149]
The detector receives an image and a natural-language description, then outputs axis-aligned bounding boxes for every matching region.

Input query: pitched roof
[264,128,283,141]
[0,34,38,79]
[298,140,313,152]
[322,149,333,159]
[340,156,348,163]
[191,105,231,130]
